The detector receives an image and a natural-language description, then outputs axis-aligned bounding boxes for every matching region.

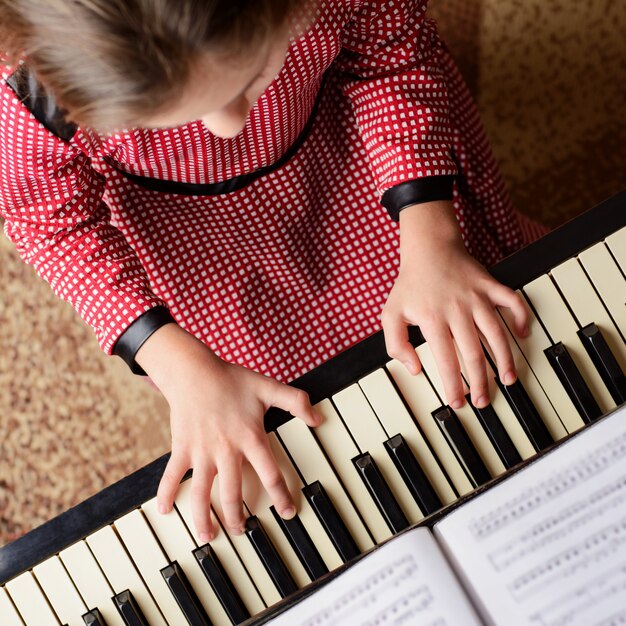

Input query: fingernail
[521,326,530,337]
[451,399,464,410]
[404,361,416,375]
[475,395,489,408]
[313,412,324,426]
[230,526,244,536]
[199,532,212,543]
[503,371,516,386]
[158,504,168,514]
[282,506,296,519]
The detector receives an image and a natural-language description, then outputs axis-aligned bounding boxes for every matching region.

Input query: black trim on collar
[6,65,78,142]
[381,175,456,222]
[112,306,177,375]
[104,78,326,197]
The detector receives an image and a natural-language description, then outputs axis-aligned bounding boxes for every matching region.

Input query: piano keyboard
[1,191,625,626]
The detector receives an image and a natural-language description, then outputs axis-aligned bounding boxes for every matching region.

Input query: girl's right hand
[134,323,322,542]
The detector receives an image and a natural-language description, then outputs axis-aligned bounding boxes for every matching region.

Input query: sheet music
[267,527,482,625]
[435,404,626,626]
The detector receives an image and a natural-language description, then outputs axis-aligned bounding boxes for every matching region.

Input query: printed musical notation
[488,477,626,571]
[269,528,481,626]
[468,430,626,542]
[302,556,432,626]
[435,405,626,626]
[528,565,626,626]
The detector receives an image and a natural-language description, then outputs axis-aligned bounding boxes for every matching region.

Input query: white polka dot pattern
[0,0,537,382]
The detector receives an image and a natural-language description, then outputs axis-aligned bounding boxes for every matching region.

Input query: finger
[157,452,189,514]
[246,438,295,519]
[267,384,322,427]
[381,308,422,375]
[422,321,465,409]
[451,314,488,408]
[490,284,529,337]
[190,461,218,543]
[216,452,245,535]
[474,304,517,386]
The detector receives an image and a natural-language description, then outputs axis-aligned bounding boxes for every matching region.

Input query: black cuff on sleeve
[112,306,176,376]
[381,175,456,222]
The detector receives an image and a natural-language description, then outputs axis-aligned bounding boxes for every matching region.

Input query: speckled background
[1,0,625,548]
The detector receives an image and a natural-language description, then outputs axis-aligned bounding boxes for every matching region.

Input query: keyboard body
[1,190,625,626]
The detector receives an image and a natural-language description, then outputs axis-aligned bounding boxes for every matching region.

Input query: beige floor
[1,0,625,547]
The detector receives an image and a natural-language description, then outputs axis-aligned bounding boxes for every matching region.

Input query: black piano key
[83,608,108,626]
[544,342,603,423]
[161,561,212,626]
[303,481,360,562]
[466,395,523,469]
[433,406,491,488]
[383,434,442,516]
[352,452,409,534]
[497,378,554,451]
[270,505,328,580]
[114,590,150,626]
[579,323,626,404]
[245,516,297,598]
[193,543,250,625]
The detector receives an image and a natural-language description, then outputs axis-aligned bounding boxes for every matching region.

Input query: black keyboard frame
[1,190,624,621]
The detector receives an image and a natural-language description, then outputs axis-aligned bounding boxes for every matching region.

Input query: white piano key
[33,556,87,626]
[579,243,626,338]
[457,354,537,461]
[141,496,232,626]
[0,587,25,626]
[332,384,424,524]
[276,416,374,552]
[313,398,392,543]
[267,433,343,572]
[206,478,282,607]
[6,571,61,626]
[174,478,266,615]
[113,508,191,624]
[386,359,473,495]
[551,257,626,372]
[489,309,568,441]
[415,343,505,478]
[241,451,311,589]
[498,297,584,434]
[606,226,626,273]
[358,367,456,504]
[524,274,615,413]
[86,525,166,626]
[59,541,126,626]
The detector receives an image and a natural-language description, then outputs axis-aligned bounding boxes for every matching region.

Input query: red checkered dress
[0,0,545,383]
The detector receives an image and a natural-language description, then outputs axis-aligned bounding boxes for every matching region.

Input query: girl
[0,0,543,543]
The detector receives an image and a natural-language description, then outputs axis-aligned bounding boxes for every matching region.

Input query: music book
[264,403,626,626]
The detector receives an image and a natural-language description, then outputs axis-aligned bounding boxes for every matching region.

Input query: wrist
[398,200,463,261]
[135,324,220,393]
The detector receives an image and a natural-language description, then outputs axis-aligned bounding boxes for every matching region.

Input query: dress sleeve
[336,0,458,221]
[0,65,169,358]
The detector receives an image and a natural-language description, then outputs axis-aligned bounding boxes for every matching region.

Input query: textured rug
[1,0,625,547]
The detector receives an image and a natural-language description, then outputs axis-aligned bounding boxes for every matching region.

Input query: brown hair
[0,0,312,131]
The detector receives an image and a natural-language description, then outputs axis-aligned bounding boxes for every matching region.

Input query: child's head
[0,0,313,135]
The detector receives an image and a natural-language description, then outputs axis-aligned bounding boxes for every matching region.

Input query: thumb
[381,309,422,375]
[266,382,323,428]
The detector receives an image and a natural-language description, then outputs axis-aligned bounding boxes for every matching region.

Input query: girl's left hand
[381,200,530,410]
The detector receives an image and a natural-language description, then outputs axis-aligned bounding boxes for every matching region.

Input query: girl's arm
[0,64,166,356]
[335,0,528,406]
